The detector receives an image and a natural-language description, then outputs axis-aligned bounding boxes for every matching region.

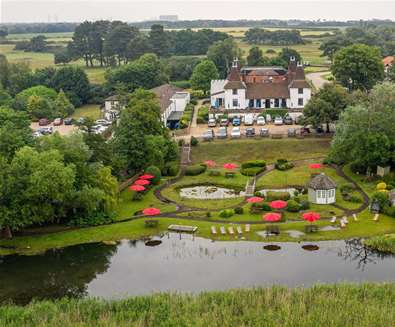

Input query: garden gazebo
[307,173,337,205]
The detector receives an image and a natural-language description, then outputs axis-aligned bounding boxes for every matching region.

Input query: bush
[340,183,356,193]
[132,191,144,201]
[190,98,198,105]
[191,136,199,146]
[234,207,244,214]
[299,200,310,210]
[162,161,179,176]
[219,209,234,218]
[197,106,209,123]
[286,200,300,212]
[206,212,211,218]
[178,139,185,147]
[350,161,366,174]
[185,164,207,176]
[241,160,266,169]
[371,191,390,210]
[383,205,395,218]
[250,202,271,213]
[68,212,115,227]
[274,159,294,171]
[241,167,265,176]
[145,166,162,184]
[266,191,291,201]
[348,195,363,203]
[376,182,387,191]
[208,170,221,176]
[171,80,191,89]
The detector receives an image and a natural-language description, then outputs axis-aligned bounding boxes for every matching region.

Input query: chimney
[297,62,303,67]
[232,57,239,68]
[290,56,296,62]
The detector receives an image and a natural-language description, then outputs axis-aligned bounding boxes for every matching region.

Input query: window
[249,99,254,107]
[274,99,279,108]
[298,88,303,94]
[281,99,287,108]
[256,99,261,108]
[232,99,238,107]
[317,190,321,198]
[232,89,238,95]
[298,98,304,106]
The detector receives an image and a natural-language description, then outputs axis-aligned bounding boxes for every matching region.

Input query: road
[306,71,330,90]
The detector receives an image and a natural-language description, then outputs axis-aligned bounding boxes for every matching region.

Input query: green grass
[71,104,102,120]
[365,234,395,254]
[1,283,394,327]
[0,44,55,69]
[191,138,331,166]
[7,32,74,41]
[84,67,107,84]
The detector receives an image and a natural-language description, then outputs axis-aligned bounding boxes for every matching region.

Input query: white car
[231,127,241,138]
[95,119,112,126]
[274,117,284,125]
[266,114,272,123]
[208,118,217,127]
[244,114,254,126]
[257,116,266,125]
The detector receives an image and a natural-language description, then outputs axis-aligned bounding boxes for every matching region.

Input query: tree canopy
[190,60,219,95]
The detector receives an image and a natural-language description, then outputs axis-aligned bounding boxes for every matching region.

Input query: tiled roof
[245,81,289,99]
[150,84,183,114]
[224,81,247,89]
[289,79,310,89]
[383,56,394,66]
[307,173,337,190]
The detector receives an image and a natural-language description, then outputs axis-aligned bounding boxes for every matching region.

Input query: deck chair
[373,214,379,221]
[228,226,235,235]
[237,226,243,235]
[330,216,337,223]
[211,226,217,235]
[220,226,226,235]
[245,224,250,232]
[352,213,358,221]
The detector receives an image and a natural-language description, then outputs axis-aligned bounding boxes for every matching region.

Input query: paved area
[306,71,330,90]
[31,122,77,136]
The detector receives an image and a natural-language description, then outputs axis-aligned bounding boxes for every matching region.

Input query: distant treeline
[2,19,395,34]
[244,28,305,45]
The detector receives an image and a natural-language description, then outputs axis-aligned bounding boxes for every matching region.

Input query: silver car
[217,127,228,139]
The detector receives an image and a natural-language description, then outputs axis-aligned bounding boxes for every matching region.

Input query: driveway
[306,71,330,90]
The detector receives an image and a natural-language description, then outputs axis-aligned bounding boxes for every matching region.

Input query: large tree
[149,24,172,58]
[247,46,268,66]
[332,44,384,91]
[190,59,219,95]
[303,83,349,132]
[330,83,395,173]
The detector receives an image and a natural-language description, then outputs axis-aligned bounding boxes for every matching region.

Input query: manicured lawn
[191,138,331,165]
[0,44,55,69]
[71,104,102,120]
[84,67,107,84]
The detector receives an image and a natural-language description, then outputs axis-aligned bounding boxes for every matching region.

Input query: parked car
[95,119,112,126]
[283,116,293,125]
[219,118,229,127]
[244,114,254,126]
[300,127,311,135]
[217,127,228,139]
[37,127,53,135]
[77,117,85,124]
[265,114,272,123]
[256,116,266,125]
[38,118,50,126]
[232,117,241,126]
[259,128,269,137]
[64,118,73,125]
[231,127,241,138]
[288,128,296,137]
[208,118,217,127]
[32,131,42,138]
[274,116,283,125]
[202,129,215,141]
[53,118,63,126]
[245,127,256,137]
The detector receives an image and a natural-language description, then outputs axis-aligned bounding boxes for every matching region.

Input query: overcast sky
[1,0,395,23]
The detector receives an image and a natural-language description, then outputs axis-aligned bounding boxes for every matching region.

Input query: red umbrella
[142,207,161,216]
[139,174,154,180]
[247,196,264,203]
[263,212,281,222]
[302,211,321,223]
[309,163,322,169]
[269,200,288,210]
[135,179,150,186]
[129,184,145,192]
[223,163,238,170]
[204,160,216,168]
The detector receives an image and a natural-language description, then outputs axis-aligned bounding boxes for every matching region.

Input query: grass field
[1,283,394,326]
[71,104,102,120]
[191,138,331,165]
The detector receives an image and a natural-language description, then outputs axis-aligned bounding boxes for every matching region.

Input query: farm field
[71,104,102,120]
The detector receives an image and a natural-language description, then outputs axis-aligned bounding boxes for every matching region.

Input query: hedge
[266,191,291,201]
[219,209,234,218]
[241,167,265,176]
[286,199,300,212]
[145,166,161,184]
[274,159,294,171]
[241,160,266,169]
[185,164,207,176]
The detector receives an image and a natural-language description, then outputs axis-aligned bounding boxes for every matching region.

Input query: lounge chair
[373,214,379,221]
[330,216,337,223]
[228,226,235,235]
[237,226,243,235]
[245,224,250,232]
[340,220,346,228]
[352,213,358,221]
[211,226,217,235]
[220,226,226,234]
[343,216,349,224]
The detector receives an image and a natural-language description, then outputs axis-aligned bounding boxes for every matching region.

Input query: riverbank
[365,234,395,254]
[1,283,394,326]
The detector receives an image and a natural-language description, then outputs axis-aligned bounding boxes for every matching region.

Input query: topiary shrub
[234,207,244,214]
[340,183,356,194]
[145,165,161,184]
[286,200,300,212]
[274,159,294,171]
[250,202,271,213]
[191,136,199,146]
[376,182,387,191]
[383,205,395,218]
[162,161,179,176]
[241,167,265,176]
[241,160,266,169]
[185,164,207,176]
[299,200,310,210]
[266,191,291,201]
[132,191,143,201]
[219,209,234,218]
[348,195,363,203]
[371,191,390,211]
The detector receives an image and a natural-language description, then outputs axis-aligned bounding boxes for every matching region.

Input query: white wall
[224,89,247,109]
[105,100,120,111]
[289,88,311,109]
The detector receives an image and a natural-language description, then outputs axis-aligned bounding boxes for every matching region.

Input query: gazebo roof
[307,173,337,190]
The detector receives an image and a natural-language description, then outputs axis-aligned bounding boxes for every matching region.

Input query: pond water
[1,234,395,305]
[258,188,297,197]
[179,186,245,199]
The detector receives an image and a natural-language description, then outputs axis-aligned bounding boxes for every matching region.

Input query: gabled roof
[289,79,310,89]
[105,95,121,101]
[150,84,183,114]
[383,56,394,66]
[307,173,337,190]
[224,66,246,89]
[246,81,289,99]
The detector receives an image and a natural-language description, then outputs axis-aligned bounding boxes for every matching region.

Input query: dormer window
[232,89,238,95]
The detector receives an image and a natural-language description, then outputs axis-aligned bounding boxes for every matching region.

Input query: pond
[179,186,245,199]
[1,234,395,305]
[257,188,298,197]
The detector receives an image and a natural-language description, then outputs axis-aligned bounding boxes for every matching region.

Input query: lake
[1,233,394,305]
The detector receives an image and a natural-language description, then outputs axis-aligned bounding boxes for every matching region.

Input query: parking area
[30,122,77,136]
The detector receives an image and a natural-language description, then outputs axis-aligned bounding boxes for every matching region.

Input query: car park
[217,127,228,139]
[244,114,254,126]
[274,117,284,125]
[256,116,266,125]
[53,118,63,126]
[288,128,296,137]
[219,118,229,127]
[231,127,241,138]
[259,128,269,137]
[283,116,293,125]
[208,118,217,127]
[64,118,73,125]
[203,129,215,141]
[38,118,50,126]
[245,127,256,137]
[232,117,241,126]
